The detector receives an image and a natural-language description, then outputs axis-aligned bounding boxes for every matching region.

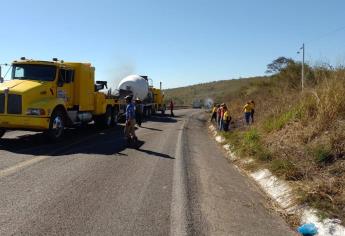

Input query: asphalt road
[0,109,295,236]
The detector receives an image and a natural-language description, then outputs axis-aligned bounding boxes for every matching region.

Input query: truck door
[57,69,74,108]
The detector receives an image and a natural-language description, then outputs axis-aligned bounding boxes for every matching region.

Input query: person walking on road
[222,105,231,131]
[250,100,255,123]
[124,95,138,144]
[170,99,174,117]
[135,98,143,127]
[210,104,218,122]
[243,101,252,125]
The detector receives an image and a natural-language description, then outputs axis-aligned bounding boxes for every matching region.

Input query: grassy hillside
[164,76,268,106]
[166,58,345,224]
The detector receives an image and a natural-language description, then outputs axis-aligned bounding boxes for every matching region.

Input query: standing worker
[219,103,225,130]
[210,104,218,122]
[250,100,255,123]
[135,98,143,127]
[222,105,231,131]
[170,99,174,117]
[124,95,138,145]
[243,101,252,125]
[216,104,222,130]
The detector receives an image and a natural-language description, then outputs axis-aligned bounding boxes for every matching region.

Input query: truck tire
[95,106,112,128]
[147,107,152,117]
[47,109,65,141]
[112,108,119,125]
[0,128,6,138]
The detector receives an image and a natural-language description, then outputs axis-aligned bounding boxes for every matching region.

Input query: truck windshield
[12,64,57,82]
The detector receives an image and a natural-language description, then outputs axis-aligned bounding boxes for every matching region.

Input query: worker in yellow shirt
[243,101,252,125]
[222,106,231,131]
[210,104,218,122]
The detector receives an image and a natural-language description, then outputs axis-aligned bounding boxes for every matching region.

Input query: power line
[306,25,345,44]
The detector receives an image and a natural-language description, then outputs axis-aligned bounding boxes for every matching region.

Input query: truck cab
[0,58,117,140]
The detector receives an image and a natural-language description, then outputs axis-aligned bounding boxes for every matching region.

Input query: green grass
[263,107,302,133]
[313,146,334,165]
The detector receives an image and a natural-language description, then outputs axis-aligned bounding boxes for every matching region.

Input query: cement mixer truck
[116,75,165,117]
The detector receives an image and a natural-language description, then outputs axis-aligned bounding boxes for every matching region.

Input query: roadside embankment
[209,123,345,236]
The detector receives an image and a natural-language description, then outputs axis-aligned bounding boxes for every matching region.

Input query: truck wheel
[47,109,65,141]
[95,106,112,128]
[0,128,6,138]
[105,107,112,127]
[113,108,119,125]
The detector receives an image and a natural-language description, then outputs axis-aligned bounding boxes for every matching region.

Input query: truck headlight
[26,108,46,116]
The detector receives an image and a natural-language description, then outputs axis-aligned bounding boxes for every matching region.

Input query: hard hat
[125,95,133,101]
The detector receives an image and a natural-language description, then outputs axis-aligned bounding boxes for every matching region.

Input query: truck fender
[27,98,66,117]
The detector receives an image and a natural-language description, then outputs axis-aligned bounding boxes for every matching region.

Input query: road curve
[0,109,295,235]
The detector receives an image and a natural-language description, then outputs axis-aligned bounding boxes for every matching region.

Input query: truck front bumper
[0,115,50,130]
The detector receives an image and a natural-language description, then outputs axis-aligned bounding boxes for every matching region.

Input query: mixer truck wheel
[0,128,6,138]
[47,109,65,141]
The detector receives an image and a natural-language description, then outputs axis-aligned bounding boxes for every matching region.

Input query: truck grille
[7,94,22,114]
[0,94,4,113]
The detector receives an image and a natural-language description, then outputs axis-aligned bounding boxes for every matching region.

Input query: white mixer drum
[117,75,149,100]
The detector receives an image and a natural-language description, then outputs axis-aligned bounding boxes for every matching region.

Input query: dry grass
[234,72,345,222]
[201,68,345,224]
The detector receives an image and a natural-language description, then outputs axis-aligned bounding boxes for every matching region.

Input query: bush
[313,147,334,165]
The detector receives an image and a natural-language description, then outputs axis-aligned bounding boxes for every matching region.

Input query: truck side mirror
[0,77,3,83]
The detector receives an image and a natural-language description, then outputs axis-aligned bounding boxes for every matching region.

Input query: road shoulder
[183,111,295,236]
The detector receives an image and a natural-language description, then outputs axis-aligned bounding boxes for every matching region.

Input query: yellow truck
[0,58,119,140]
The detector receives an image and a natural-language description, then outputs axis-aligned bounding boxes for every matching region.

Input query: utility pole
[301,43,305,91]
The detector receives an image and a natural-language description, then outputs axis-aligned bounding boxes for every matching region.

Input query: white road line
[0,156,48,178]
[170,119,188,236]
[0,131,109,179]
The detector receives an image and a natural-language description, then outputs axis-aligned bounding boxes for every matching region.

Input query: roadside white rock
[215,135,225,143]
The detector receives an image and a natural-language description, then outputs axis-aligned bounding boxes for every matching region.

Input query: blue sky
[0,0,345,88]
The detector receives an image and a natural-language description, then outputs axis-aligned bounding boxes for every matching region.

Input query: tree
[266,57,294,74]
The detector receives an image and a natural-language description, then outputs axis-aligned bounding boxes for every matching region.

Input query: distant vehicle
[192,99,202,109]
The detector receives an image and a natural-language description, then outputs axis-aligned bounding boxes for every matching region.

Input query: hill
[164,76,268,106]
